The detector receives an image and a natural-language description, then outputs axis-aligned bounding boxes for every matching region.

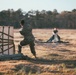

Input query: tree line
[0,9,76,29]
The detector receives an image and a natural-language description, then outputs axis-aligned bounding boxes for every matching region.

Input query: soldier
[18,19,36,58]
[47,28,61,43]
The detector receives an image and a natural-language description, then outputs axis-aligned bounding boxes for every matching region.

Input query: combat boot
[18,45,22,53]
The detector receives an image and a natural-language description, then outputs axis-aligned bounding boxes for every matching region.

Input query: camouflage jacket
[20,24,35,42]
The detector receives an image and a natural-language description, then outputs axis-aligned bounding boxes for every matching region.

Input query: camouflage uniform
[18,21,36,57]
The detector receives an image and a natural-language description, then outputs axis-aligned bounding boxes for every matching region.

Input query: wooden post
[0,26,15,55]
[2,26,4,54]
[8,26,10,55]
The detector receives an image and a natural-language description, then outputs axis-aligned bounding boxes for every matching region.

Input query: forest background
[0,9,76,29]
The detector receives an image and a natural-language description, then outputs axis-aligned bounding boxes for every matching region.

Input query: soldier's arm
[19,27,25,35]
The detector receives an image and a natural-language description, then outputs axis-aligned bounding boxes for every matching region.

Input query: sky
[0,0,76,13]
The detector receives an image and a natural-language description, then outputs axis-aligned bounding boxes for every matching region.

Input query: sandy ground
[0,29,76,75]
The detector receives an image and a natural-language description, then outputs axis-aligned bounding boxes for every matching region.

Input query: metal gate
[0,26,15,55]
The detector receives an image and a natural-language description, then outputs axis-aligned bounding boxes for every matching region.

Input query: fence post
[0,26,15,55]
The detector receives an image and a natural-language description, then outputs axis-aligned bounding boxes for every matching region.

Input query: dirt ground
[0,29,76,75]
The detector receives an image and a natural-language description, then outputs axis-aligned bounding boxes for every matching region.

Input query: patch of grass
[45,53,63,60]
[14,64,40,75]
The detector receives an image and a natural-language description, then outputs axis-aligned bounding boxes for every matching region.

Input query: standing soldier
[18,18,36,58]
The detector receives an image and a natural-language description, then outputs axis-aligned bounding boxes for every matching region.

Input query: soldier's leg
[18,44,22,53]
[47,35,54,42]
[29,42,36,58]
[18,40,28,53]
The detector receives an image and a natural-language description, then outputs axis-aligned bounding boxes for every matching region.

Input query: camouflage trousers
[19,39,36,56]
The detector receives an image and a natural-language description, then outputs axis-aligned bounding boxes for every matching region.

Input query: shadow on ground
[19,55,76,69]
